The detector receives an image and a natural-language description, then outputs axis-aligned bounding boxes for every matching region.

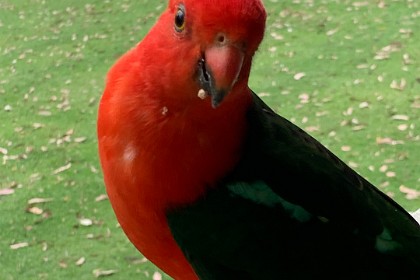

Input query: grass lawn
[0,0,418,279]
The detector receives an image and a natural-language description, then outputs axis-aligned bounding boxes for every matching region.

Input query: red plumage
[98,1,266,278]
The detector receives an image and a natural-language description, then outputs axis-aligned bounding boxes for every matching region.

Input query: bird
[97,0,420,279]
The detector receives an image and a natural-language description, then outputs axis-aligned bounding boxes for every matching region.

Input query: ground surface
[0,0,419,279]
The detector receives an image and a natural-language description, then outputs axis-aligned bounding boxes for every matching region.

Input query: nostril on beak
[216,33,226,45]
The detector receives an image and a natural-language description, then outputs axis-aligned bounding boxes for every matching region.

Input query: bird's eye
[174,5,185,32]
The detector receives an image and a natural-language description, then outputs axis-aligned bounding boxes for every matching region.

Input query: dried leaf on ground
[75,257,86,266]
[399,185,420,200]
[79,218,93,226]
[294,72,305,80]
[153,271,162,280]
[74,137,87,143]
[390,79,406,91]
[376,137,404,145]
[374,43,401,60]
[10,242,29,250]
[391,114,409,121]
[27,197,53,204]
[95,194,108,202]
[26,206,43,215]
[93,269,117,278]
[59,260,68,268]
[53,163,72,174]
[0,188,14,196]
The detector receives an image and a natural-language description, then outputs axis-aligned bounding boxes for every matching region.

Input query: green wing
[167,92,420,279]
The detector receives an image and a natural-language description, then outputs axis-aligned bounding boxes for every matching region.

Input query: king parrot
[97,0,420,279]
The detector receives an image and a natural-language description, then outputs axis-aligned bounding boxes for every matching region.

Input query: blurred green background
[0,0,418,279]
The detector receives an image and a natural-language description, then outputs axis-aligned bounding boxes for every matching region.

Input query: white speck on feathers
[161,106,169,116]
[123,144,137,163]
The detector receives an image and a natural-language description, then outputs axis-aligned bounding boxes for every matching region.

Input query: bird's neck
[142,88,251,209]
[101,83,252,212]
[99,84,251,279]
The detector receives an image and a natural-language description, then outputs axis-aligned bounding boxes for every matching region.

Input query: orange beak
[197,43,244,108]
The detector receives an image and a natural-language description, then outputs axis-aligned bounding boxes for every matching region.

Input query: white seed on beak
[198,89,207,100]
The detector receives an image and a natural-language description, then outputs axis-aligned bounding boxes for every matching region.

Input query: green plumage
[167,92,420,279]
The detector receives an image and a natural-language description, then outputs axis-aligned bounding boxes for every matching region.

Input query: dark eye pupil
[175,9,184,28]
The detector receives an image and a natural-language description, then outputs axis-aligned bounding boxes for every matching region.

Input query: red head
[139,0,267,109]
